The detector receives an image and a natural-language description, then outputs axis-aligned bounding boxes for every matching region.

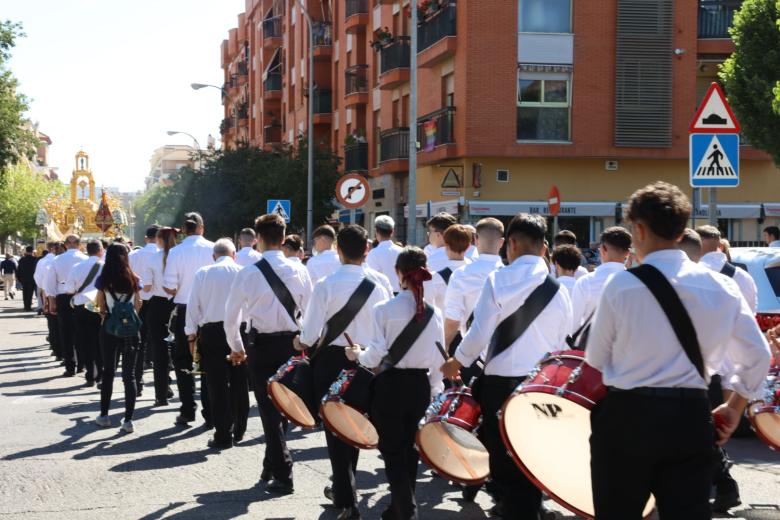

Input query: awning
[691,204,762,219]
[467,201,617,218]
[764,203,780,218]
[404,199,460,219]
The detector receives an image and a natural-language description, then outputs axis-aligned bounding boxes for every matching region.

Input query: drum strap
[381,304,435,369]
[255,258,298,324]
[317,277,377,348]
[438,267,453,285]
[628,264,705,380]
[485,275,560,364]
[566,310,595,350]
[76,262,101,295]
[720,261,736,278]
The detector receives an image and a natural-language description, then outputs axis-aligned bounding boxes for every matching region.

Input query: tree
[0,162,54,249]
[719,0,780,164]
[0,21,37,174]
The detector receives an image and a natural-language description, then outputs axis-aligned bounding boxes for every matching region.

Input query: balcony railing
[380,36,411,74]
[346,0,369,18]
[313,89,332,114]
[418,3,457,52]
[220,117,235,134]
[264,72,283,92]
[380,127,410,162]
[237,60,248,76]
[263,16,282,39]
[698,0,741,38]
[264,125,282,143]
[417,106,455,151]
[344,142,369,172]
[313,21,333,47]
[236,102,249,120]
[345,65,369,94]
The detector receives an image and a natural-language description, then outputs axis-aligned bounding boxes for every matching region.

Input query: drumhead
[416,421,489,486]
[751,407,780,451]
[268,381,317,429]
[321,401,379,450]
[501,392,655,519]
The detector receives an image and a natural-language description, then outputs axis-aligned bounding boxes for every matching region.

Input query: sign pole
[709,188,717,226]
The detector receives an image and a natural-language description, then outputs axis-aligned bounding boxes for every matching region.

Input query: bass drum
[747,366,780,451]
[267,355,317,429]
[499,350,655,519]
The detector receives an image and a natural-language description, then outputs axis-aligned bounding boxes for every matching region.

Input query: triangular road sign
[689,82,741,133]
[271,201,290,222]
[441,168,462,188]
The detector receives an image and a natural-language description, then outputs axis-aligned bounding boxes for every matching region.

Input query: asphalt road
[0,298,778,520]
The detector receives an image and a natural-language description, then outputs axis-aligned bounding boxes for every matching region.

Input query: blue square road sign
[267,199,291,223]
[689,133,739,188]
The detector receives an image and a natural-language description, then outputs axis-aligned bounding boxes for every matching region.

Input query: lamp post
[406,2,419,245]
[295,0,315,252]
[166,130,201,151]
[190,83,225,93]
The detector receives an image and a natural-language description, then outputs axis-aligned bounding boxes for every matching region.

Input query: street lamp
[190,83,224,93]
[407,3,419,246]
[166,130,201,151]
[295,0,315,253]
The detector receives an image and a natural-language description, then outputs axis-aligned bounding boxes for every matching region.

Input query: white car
[729,247,780,331]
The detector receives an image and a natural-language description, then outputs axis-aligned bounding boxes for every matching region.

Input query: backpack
[104,289,142,338]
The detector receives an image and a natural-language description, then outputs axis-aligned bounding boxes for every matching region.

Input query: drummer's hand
[293,335,307,352]
[441,357,462,381]
[345,346,360,362]
[229,350,246,365]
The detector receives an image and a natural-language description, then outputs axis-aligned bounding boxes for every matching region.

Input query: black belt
[480,374,526,390]
[608,386,708,399]
[250,330,297,338]
[385,367,428,375]
[150,296,170,302]
[200,321,224,330]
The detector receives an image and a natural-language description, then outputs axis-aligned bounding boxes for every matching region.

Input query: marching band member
[67,239,104,387]
[425,213,457,273]
[307,225,341,282]
[346,246,444,520]
[585,182,771,519]
[463,224,479,261]
[553,230,588,278]
[551,244,581,294]
[295,225,390,520]
[225,214,312,495]
[235,228,262,267]
[35,242,60,359]
[129,225,159,395]
[678,228,703,262]
[282,234,305,263]
[185,238,248,450]
[424,224,472,312]
[363,263,394,297]
[569,227,631,331]
[365,215,403,294]
[442,214,573,519]
[163,213,215,427]
[697,225,757,312]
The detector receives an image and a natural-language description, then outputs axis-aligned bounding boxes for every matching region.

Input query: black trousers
[247,331,296,483]
[371,368,430,520]
[173,304,209,420]
[477,375,541,519]
[46,312,61,357]
[135,300,149,387]
[147,296,174,402]
[74,305,102,383]
[708,375,737,496]
[99,326,138,422]
[21,281,35,310]
[590,390,715,520]
[199,322,249,443]
[313,345,360,508]
[55,294,78,372]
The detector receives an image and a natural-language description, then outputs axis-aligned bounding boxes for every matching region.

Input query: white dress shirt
[300,264,390,348]
[699,251,758,313]
[306,249,341,283]
[224,250,313,352]
[465,245,479,261]
[129,243,159,301]
[366,240,403,292]
[769,240,780,247]
[557,275,577,295]
[33,253,53,292]
[426,246,449,273]
[185,256,242,335]
[65,256,103,306]
[142,250,173,299]
[163,235,215,304]
[363,264,395,296]
[424,259,469,312]
[236,246,262,267]
[424,244,436,257]
[45,249,88,295]
[359,290,445,397]
[455,255,573,377]
[444,254,503,335]
[554,264,589,279]
[570,261,626,330]
[585,249,770,400]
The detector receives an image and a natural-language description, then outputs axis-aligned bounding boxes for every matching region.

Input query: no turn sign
[336,173,371,209]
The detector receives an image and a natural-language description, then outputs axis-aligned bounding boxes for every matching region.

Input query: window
[497,170,509,182]
[517,74,571,141]
[442,73,455,107]
[519,0,571,33]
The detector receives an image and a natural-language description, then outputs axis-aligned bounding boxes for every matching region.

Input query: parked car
[729,247,780,331]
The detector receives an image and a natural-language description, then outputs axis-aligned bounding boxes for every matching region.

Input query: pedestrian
[16,246,38,311]
[762,225,780,247]
[129,225,160,395]
[235,227,262,266]
[1,253,17,300]
[67,239,104,387]
[306,225,341,283]
[94,243,143,433]
[365,215,403,294]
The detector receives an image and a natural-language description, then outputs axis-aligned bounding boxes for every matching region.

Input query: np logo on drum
[531,403,564,419]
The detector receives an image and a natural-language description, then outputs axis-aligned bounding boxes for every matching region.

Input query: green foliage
[0,21,37,174]
[719,0,780,164]
[0,162,55,244]
[133,141,340,243]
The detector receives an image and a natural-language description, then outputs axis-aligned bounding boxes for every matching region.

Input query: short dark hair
[626,182,691,241]
[283,234,303,252]
[553,230,577,246]
[313,224,337,241]
[600,226,632,251]
[552,245,582,271]
[426,212,457,233]
[337,225,369,261]
[679,228,702,255]
[695,225,721,240]
[254,214,286,246]
[506,213,547,247]
[145,225,160,239]
[25,246,33,254]
[443,225,472,254]
[396,246,427,273]
[239,228,256,241]
[183,212,204,234]
[86,239,102,256]
[764,226,780,241]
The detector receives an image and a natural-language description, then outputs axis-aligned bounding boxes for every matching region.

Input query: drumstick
[435,341,449,361]
[344,332,357,349]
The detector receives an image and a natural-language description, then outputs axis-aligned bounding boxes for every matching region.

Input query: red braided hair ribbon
[402,266,432,321]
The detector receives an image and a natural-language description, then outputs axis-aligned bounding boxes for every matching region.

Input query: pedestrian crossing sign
[689,133,739,188]
[266,199,291,223]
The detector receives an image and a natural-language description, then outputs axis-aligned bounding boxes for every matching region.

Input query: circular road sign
[336,173,371,209]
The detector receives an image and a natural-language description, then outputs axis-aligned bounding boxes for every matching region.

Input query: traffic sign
[689,82,741,134]
[689,133,739,188]
[267,199,291,223]
[548,185,561,217]
[336,173,371,209]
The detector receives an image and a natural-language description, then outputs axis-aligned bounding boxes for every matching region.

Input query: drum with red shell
[747,364,780,452]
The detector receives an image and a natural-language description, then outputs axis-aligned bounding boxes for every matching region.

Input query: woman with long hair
[142,227,178,406]
[94,243,142,432]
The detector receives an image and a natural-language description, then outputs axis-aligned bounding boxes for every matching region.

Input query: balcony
[313,21,333,58]
[263,16,283,48]
[345,0,369,34]
[313,89,332,125]
[379,36,411,90]
[263,72,283,101]
[417,107,457,163]
[236,103,249,126]
[698,0,741,39]
[418,3,457,68]
[264,124,283,145]
[344,142,369,172]
[220,117,235,135]
[237,60,249,76]
[344,65,369,108]
[379,127,409,174]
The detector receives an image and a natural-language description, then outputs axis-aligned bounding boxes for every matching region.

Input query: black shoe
[462,484,480,502]
[136,388,143,397]
[207,438,233,450]
[260,468,272,482]
[166,388,174,399]
[266,479,294,495]
[174,414,194,426]
[203,420,214,430]
[76,367,84,374]
[96,381,102,390]
[712,490,741,513]
[233,432,244,444]
[323,485,334,502]
[336,506,361,520]
[84,380,95,388]
[153,399,168,407]
[62,370,75,377]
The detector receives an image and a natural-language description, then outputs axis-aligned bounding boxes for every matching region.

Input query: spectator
[1,253,17,300]
[762,226,780,247]
[16,246,38,311]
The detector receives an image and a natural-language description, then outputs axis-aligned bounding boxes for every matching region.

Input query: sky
[3,0,246,192]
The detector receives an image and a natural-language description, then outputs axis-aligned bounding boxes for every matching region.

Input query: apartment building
[221,0,780,245]
[146,145,196,189]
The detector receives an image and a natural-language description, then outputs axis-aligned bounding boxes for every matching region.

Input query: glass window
[544,80,568,103]
[519,0,572,33]
[517,74,571,141]
[519,80,541,102]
